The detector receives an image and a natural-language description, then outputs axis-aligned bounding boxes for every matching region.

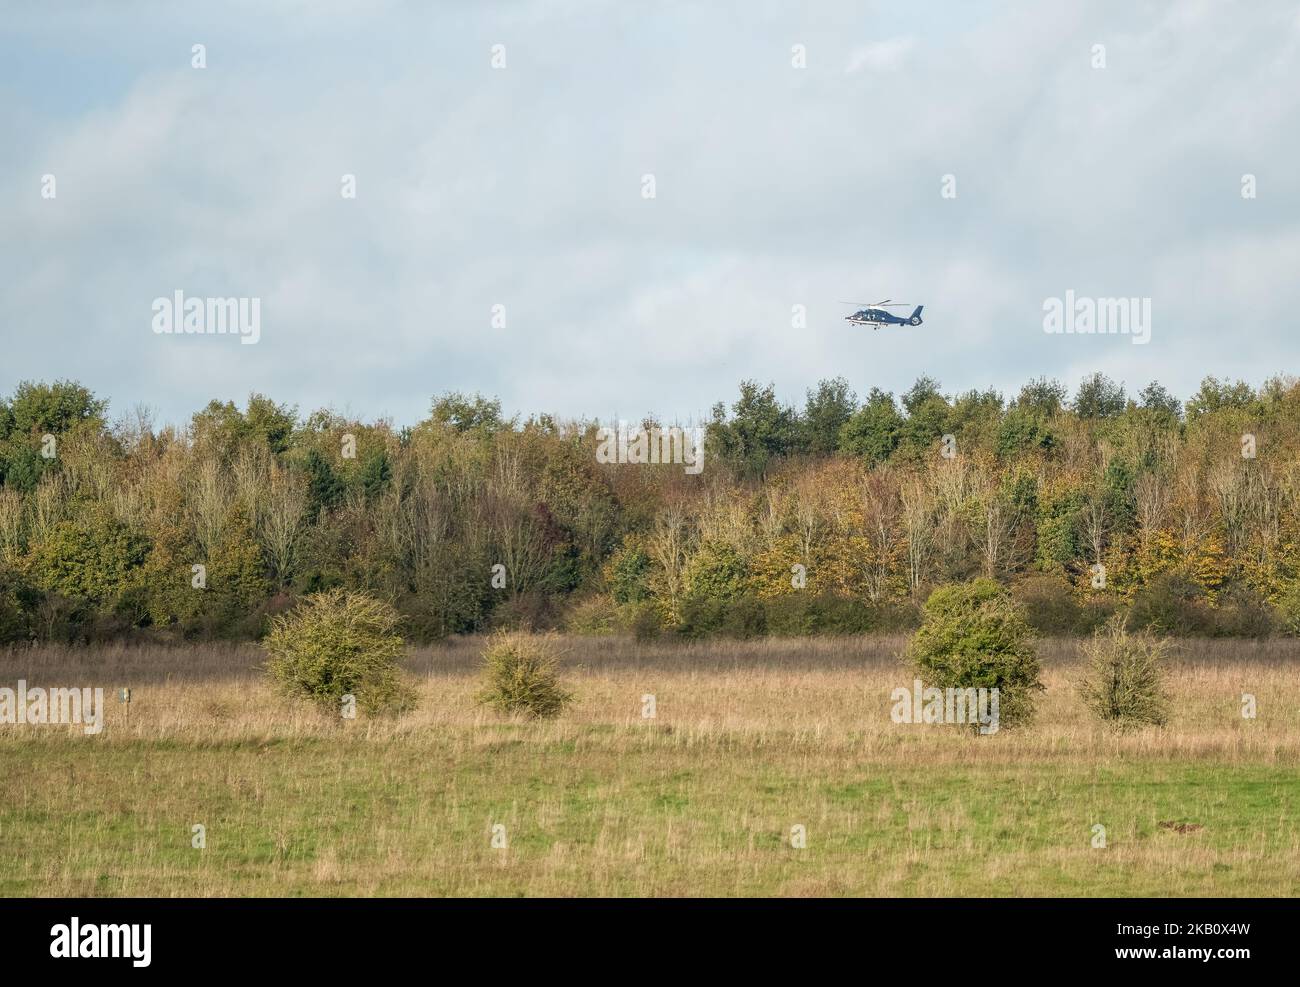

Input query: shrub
[675,593,919,639]
[28,512,149,605]
[905,578,1044,729]
[762,593,835,636]
[682,541,749,603]
[604,540,652,604]
[1276,581,1300,636]
[870,599,924,633]
[564,594,620,635]
[675,595,727,638]
[263,589,415,715]
[0,567,36,643]
[204,509,270,632]
[762,594,912,636]
[136,523,205,630]
[720,595,767,638]
[1078,616,1170,728]
[1015,574,1080,634]
[1077,595,1120,635]
[1211,584,1275,639]
[675,593,771,638]
[627,600,663,641]
[1126,573,1212,635]
[1013,573,1118,635]
[393,543,491,641]
[477,631,573,719]
[489,589,559,632]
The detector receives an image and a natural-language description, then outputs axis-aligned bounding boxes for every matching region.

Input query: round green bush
[477,631,573,719]
[263,589,416,716]
[905,578,1044,729]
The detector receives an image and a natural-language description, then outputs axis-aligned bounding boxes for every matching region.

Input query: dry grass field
[1,635,1297,897]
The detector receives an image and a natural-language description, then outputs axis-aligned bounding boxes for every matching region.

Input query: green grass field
[2,636,1297,896]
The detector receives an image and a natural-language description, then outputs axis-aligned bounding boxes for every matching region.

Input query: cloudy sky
[2,1,1298,429]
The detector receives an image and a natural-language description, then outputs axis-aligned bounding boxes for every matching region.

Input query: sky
[2,0,1298,430]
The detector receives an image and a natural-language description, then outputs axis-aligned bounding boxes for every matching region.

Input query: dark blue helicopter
[844,299,924,329]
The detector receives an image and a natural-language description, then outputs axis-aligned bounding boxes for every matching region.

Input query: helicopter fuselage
[846,304,924,329]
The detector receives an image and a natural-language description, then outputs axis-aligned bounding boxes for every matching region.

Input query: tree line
[1,372,1298,644]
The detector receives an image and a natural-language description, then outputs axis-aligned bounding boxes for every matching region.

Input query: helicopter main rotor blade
[838,298,913,308]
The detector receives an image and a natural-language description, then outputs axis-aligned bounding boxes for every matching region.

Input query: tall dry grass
[1,635,1296,897]
[2,634,1295,759]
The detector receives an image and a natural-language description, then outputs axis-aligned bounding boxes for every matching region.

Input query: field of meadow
[1,634,1297,897]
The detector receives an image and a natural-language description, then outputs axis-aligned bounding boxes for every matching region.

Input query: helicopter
[843,299,924,329]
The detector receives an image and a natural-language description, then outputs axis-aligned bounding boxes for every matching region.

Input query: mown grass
[1,635,1297,897]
